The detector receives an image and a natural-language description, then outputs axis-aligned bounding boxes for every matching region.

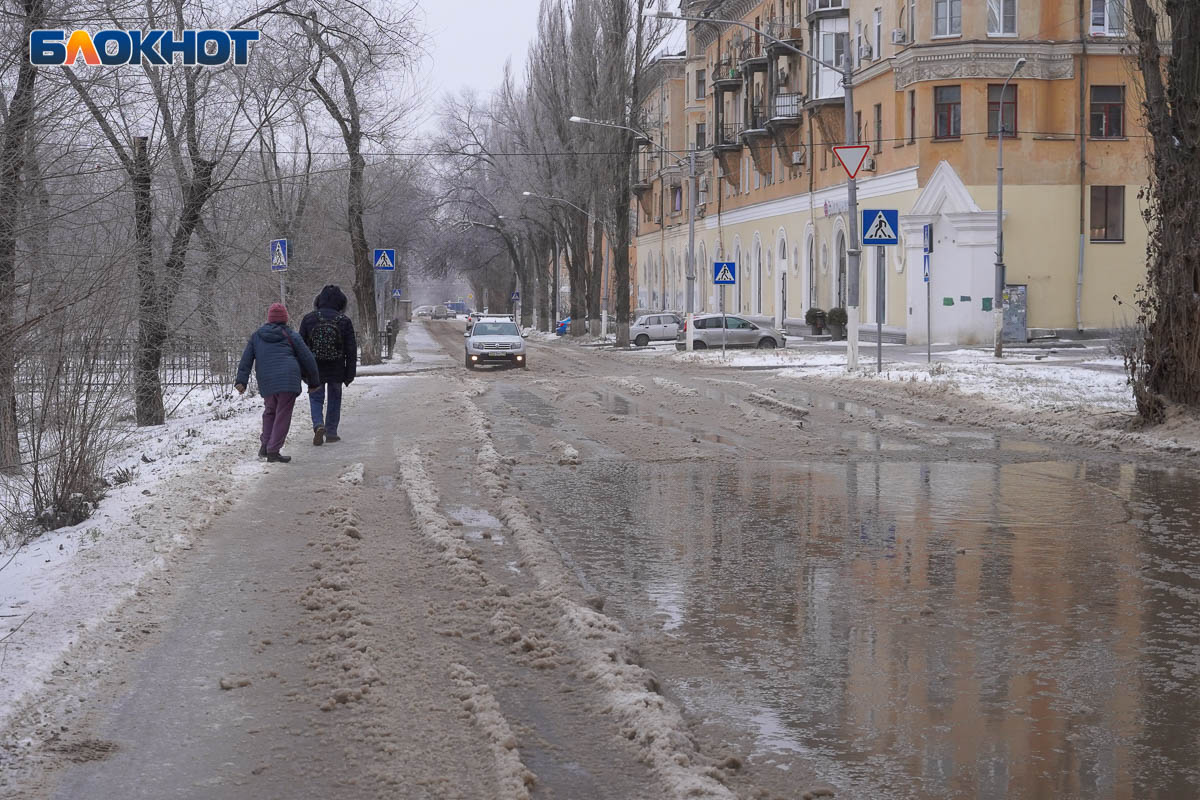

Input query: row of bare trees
[0,0,431,535]
[432,0,670,346]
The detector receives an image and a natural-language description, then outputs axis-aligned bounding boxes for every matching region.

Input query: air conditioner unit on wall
[862,156,876,172]
[891,28,906,44]
[859,42,873,61]
[791,150,806,165]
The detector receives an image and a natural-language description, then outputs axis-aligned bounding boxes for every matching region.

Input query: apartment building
[633,0,1147,343]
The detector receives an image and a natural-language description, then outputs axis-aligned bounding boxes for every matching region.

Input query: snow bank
[0,389,262,729]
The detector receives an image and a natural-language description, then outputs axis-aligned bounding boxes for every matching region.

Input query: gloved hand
[235,383,246,394]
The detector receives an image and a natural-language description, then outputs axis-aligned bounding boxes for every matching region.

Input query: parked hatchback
[675,314,785,350]
[630,313,683,346]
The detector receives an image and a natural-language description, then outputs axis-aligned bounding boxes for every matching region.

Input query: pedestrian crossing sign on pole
[923,253,930,283]
[391,288,403,298]
[511,291,520,302]
[861,209,899,245]
[373,248,395,271]
[713,261,736,284]
[270,238,287,271]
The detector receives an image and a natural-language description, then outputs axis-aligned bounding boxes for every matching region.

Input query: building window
[934,85,961,139]
[934,0,961,36]
[696,69,706,99]
[1091,0,1126,35]
[908,0,916,41]
[987,0,1017,35]
[874,103,882,153]
[1090,86,1124,138]
[696,122,707,150]
[1090,186,1124,241]
[907,89,916,142]
[672,186,683,213]
[987,84,1017,137]
[873,8,882,57]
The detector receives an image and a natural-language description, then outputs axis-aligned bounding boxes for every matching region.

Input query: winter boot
[266,452,292,463]
[258,444,267,458]
[325,434,341,443]
[313,425,326,446]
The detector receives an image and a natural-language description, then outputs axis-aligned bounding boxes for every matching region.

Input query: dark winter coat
[299,285,358,385]
[236,323,320,397]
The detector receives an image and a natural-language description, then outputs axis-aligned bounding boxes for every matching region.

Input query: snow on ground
[0,388,263,729]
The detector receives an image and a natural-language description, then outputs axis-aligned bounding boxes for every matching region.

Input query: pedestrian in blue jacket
[235,303,320,463]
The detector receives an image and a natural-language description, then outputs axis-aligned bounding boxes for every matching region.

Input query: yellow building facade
[634,0,1147,343]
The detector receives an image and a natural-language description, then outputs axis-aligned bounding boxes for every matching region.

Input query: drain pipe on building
[1077,0,1088,334]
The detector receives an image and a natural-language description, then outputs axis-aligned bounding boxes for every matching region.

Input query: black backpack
[309,313,344,361]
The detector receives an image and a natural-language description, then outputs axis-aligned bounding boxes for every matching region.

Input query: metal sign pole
[721,288,727,359]
[876,247,883,373]
[279,271,285,305]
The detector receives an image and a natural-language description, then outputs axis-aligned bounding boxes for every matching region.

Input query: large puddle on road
[515,458,1200,799]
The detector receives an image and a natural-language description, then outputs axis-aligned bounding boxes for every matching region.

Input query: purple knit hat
[267,303,288,324]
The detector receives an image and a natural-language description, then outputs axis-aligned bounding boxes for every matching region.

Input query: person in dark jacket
[235,303,320,463]
[299,285,358,446]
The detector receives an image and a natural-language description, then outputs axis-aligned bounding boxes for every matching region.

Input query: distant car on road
[444,301,470,317]
[432,304,450,320]
[630,313,683,346]
[465,319,527,369]
[414,305,434,318]
[675,314,785,350]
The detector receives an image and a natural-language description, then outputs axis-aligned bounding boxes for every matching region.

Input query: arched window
[835,230,847,308]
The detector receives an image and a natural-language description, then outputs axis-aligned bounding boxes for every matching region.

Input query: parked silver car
[675,314,785,350]
[630,313,683,346]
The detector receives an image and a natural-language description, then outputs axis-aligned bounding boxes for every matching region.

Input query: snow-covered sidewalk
[0,389,265,729]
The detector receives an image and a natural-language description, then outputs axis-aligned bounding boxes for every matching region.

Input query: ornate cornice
[892,41,1078,88]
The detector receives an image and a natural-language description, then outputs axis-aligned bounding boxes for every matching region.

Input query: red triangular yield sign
[833,145,871,179]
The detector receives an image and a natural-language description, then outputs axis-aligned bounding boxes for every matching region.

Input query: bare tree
[1125,0,1200,420]
[288,1,424,365]
[0,0,47,473]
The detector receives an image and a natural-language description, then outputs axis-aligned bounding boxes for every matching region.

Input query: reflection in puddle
[515,458,1200,799]
[449,506,506,545]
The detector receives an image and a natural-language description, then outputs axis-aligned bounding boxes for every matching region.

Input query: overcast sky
[418,1,544,114]
[415,2,685,130]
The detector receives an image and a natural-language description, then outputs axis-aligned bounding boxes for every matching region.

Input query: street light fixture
[569,114,699,350]
[993,57,1026,359]
[647,8,865,369]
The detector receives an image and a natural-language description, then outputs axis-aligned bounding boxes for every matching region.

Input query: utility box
[1002,284,1027,343]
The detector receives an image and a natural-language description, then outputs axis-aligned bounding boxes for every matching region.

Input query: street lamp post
[569,115,698,349]
[649,9,862,369]
[994,57,1026,359]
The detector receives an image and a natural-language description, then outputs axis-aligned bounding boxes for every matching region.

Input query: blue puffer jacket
[236,323,320,397]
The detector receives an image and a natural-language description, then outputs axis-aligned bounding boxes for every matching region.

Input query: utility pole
[994,58,1026,358]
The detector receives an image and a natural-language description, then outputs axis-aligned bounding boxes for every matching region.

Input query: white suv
[465,318,527,369]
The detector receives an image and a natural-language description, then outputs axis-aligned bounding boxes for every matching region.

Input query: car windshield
[472,322,520,336]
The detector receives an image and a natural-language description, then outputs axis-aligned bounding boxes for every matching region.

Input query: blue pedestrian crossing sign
[862,209,899,245]
[923,253,930,283]
[713,261,736,284]
[511,291,520,302]
[270,238,287,272]
[391,288,403,298]
[373,248,396,271]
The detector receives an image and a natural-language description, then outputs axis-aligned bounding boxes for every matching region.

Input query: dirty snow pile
[0,389,262,729]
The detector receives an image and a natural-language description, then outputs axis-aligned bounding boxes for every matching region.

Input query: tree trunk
[567,214,588,336]
[196,220,228,378]
[1127,0,1200,419]
[613,136,633,348]
[132,137,165,427]
[348,149,380,365]
[0,0,45,474]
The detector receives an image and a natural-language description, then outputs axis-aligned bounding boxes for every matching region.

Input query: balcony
[764,18,805,49]
[738,38,768,69]
[807,0,847,18]
[767,92,804,128]
[714,123,743,152]
[711,59,742,91]
[741,110,769,141]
